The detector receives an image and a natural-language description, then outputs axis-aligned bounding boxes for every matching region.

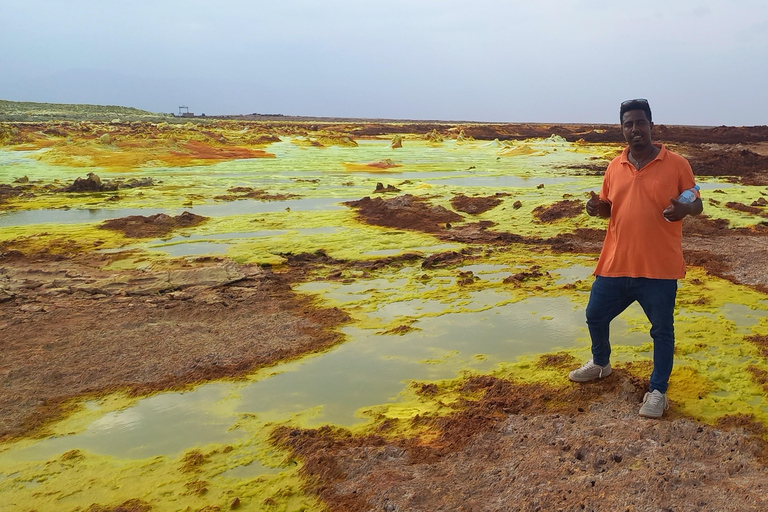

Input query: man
[568,98,703,418]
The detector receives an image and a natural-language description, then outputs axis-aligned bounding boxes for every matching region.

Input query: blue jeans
[585,276,677,393]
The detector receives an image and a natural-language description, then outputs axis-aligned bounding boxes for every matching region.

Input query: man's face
[621,109,653,149]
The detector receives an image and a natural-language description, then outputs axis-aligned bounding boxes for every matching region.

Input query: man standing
[568,99,703,418]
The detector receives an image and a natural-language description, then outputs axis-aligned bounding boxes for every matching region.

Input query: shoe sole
[639,409,664,419]
[568,367,612,382]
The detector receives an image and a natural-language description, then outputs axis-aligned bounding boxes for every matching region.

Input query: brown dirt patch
[60,172,106,192]
[85,498,152,512]
[547,228,607,254]
[343,159,401,171]
[99,211,208,238]
[725,201,767,216]
[684,146,768,185]
[533,199,584,222]
[748,366,768,395]
[274,372,768,512]
[0,257,349,441]
[373,182,401,194]
[502,265,548,285]
[421,250,468,269]
[0,183,27,204]
[682,228,768,292]
[344,194,463,233]
[746,334,768,358]
[535,351,579,370]
[438,221,533,246]
[214,186,299,201]
[450,194,506,215]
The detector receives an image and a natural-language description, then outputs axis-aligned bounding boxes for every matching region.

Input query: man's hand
[586,191,610,218]
[663,197,704,222]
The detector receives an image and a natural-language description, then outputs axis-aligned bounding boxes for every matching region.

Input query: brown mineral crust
[532,199,584,222]
[681,215,732,236]
[683,249,732,276]
[373,182,400,194]
[503,266,547,284]
[99,211,208,238]
[725,201,767,215]
[450,193,505,215]
[684,146,768,184]
[456,124,626,143]
[350,252,422,272]
[561,162,610,175]
[377,324,419,335]
[436,221,534,246]
[215,187,299,201]
[180,450,211,473]
[547,227,606,254]
[84,498,152,512]
[344,194,463,233]
[0,257,350,441]
[61,172,105,192]
[0,183,27,204]
[746,334,768,358]
[343,159,401,170]
[681,223,768,292]
[535,351,579,369]
[281,249,345,266]
[274,372,768,512]
[716,413,768,436]
[665,124,768,144]
[748,366,768,395]
[421,250,466,269]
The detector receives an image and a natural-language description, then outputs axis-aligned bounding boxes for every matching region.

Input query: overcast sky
[2,1,767,125]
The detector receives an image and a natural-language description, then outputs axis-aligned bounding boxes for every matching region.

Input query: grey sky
[2,0,767,125]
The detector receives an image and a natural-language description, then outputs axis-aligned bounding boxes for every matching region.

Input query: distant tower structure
[178,105,194,117]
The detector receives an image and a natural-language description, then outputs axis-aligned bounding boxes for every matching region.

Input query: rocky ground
[0,253,348,442]
[275,368,768,512]
[2,121,768,510]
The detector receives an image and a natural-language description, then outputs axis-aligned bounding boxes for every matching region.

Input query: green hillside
[0,99,174,122]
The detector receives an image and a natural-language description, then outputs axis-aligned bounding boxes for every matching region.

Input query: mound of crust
[345,194,462,233]
[275,372,768,512]
[450,193,505,215]
[533,199,584,222]
[0,260,349,441]
[686,147,768,184]
[99,211,208,238]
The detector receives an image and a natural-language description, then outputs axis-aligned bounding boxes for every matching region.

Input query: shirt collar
[620,143,666,165]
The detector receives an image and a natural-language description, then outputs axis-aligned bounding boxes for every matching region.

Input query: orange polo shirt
[594,144,696,279]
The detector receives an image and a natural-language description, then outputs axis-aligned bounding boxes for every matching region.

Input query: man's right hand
[586,191,610,218]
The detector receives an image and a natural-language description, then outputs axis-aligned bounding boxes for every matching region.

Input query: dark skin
[586,108,703,220]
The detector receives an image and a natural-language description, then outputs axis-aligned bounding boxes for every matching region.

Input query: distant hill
[0,99,174,122]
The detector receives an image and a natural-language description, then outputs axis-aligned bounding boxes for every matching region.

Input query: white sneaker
[639,390,669,418]
[568,359,612,382]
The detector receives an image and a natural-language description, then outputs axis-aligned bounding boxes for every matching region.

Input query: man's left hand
[663,197,703,222]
